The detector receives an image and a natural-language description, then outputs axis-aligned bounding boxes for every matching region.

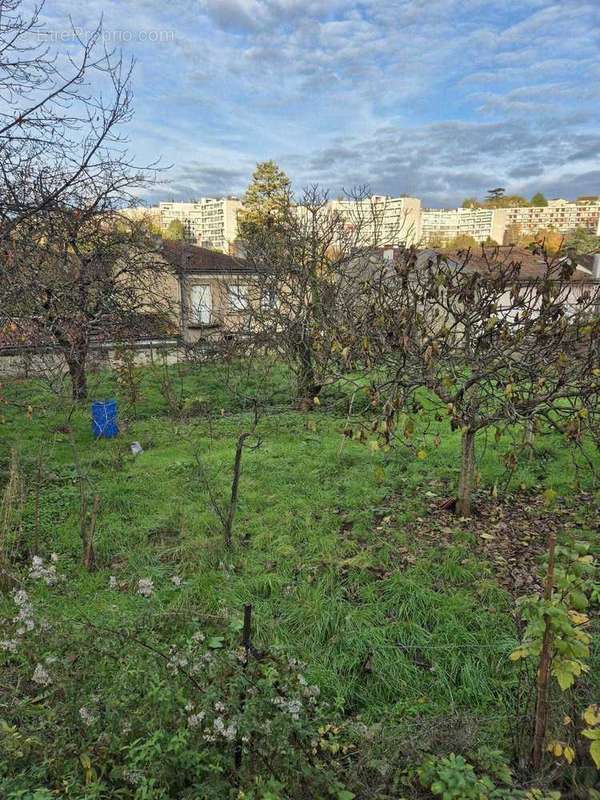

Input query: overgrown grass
[1,361,598,788]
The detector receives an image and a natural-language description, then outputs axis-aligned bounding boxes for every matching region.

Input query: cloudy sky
[39,0,600,206]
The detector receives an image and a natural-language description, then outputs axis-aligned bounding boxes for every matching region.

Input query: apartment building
[421,207,507,245]
[128,194,599,253]
[158,198,243,253]
[326,195,422,245]
[503,198,600,238]
[421,199,600,245]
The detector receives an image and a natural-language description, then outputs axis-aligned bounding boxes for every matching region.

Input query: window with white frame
[190,284,212,324]
[228,283,249,311]
[261,285,277,309]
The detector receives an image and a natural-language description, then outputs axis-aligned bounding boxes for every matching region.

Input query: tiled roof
[442,244,594,282]
[160,241,257,274]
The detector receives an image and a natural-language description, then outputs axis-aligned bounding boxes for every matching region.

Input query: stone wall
[0,340,182,379]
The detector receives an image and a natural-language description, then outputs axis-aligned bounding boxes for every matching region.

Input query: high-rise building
[421,207,507,245]
[327,195,422,245]
[127,194,600,253]
[158,198,243,252]
[503,199,600,238]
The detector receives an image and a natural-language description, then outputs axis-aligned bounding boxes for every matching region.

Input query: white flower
[303,683,320,700]
[13,590,30,607]
[191,631,205,644]
[171,575,182,587]
[32,663,52,686]
[187,712,205,728]
[79,706,94,726]
[214,701,225,712]
[0,639,18,653]
[123,768,143,786]
[29,556,58,586]
[108,576,117,590]
[213,716,237,740]
[13,589,34,634]
[50,553,59,563]
[273,696,303,720]
[167,653,188,673]
[137,578,154,597]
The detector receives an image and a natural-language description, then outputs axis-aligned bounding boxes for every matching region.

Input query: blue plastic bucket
[91,399,119,439]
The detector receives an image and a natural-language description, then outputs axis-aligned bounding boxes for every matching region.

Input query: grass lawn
[0,361,598,796]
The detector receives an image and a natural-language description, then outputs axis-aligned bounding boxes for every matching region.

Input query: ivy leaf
[582,729,600,768]
[567,611,589,626]
[207,636,224,649]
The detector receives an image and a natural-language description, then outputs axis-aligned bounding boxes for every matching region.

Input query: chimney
[593,253,600,280]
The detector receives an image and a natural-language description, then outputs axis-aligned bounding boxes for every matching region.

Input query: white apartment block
[421,207,507,245]
[503,199,600,238]
[128,195,599,252]
[158,198,243,253]
[327,195,422,245]
[421,199,600,246]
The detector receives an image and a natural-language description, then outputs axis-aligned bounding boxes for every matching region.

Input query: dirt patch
[396,490,598,597]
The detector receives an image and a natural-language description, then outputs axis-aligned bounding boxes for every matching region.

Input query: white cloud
[18,0,600,204]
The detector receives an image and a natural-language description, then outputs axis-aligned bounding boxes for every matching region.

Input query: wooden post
[242,603,252,652]
[224,432,250,547]
[82,494,100,572]
[32,445,44,554]
[531,530,556,770]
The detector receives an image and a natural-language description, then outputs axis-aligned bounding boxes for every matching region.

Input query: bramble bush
[0,561,355,799]
[1,555,579,799]
[416,752,561,800]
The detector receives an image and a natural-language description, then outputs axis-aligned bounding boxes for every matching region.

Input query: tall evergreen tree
[241,161,291,228]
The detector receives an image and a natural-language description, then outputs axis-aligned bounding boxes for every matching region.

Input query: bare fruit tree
[341,245,600,515]
[236,185,415,408]
[0,0,169,399]
[5,209,176,399]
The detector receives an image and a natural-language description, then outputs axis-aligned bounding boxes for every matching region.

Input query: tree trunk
[295,329,321,409]
[456,428,476,516]
[531,531,557,771]
[224,432,251,548]
[67,351,88,401]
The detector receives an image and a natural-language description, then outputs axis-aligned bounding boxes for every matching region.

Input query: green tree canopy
[241,160,291,228]
[565,227,600,254]
[483,194,529,209]
[531,192,548,207]
[164,219,185,241]
[442,234,478,251]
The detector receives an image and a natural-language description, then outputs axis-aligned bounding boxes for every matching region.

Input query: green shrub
[418,753,494,799]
